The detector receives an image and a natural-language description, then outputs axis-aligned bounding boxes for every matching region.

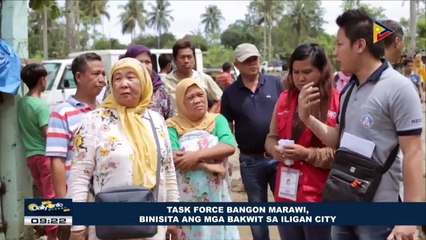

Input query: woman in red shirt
[265,43,339,240]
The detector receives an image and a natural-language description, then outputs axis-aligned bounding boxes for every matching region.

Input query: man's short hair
[172,39,196,59]
[158,54,172,70]
[20,63,47,90]
[381,20,404,48]
[222,62,232,72]
[403,58,413,66]
[336,9,384,60]
[71,52,102,84]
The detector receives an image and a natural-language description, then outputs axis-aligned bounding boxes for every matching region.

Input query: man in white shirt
[165,40,222,113]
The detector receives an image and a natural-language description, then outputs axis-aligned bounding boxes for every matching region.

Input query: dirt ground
[228,150,280,240]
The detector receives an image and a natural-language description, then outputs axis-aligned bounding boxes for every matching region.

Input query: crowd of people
[17,9,425,240]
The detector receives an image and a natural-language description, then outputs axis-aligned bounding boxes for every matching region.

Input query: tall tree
[119,0,145,42]
[93,38,126,50]
[341,0,386,19]
[79,0,110,40]
[147,0,174,48]
[200,5,224,40]
[29,0,60,59]
[65,0,79,54]
[221,20,260,50]
[287,1,324,46]
[250,0,284,61]
[408,0,417,56]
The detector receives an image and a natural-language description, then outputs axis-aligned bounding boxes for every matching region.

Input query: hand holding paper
[278,139,295,165]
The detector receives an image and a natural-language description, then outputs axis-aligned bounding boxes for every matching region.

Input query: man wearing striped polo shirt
[46,53,106,199]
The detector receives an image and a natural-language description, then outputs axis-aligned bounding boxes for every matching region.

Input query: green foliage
[79,0,110,25]
[305,33,338,71]
[119,0,146,40]
[79,0,110,39]
[92,38,127,50]
[341,0,386,19]
[28,21,67,59]
[286,1,325,45]
[28,5,91,59]
[29,0,61,19]
[133,33,176,49]
[250,0,283,27]
[203,45,235,68]
[147,0,173,33]
[146,0,174,47]
[416,15,426,51]
[181,35,209,52]
[160,33,177,48]
[133,35,158,49]
[200,5,224,37]
[220,21,259,50]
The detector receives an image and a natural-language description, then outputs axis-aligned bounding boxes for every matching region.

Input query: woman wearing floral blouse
[67,58,180,240]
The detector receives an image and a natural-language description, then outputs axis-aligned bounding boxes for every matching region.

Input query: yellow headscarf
[166,78,218,136]
[101,58,157,189]
[413,54,426,82]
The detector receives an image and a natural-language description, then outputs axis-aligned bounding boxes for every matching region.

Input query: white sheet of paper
[278,139,295,166]
[340,132,375,158]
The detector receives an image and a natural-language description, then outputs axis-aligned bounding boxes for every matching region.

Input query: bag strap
[381,144,399,174]
[147,111,162,200]
[338,82,355,139]
[338,82,399,173]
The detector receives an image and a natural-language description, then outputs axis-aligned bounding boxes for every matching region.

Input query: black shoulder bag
[322,83,399,202]
[95,112,162,239]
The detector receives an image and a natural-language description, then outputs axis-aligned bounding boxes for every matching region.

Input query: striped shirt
[46,97,93,179]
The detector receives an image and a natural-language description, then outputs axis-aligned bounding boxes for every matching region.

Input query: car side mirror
[64,79,70,88]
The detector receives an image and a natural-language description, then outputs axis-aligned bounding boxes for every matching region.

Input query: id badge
[278,166,300,201]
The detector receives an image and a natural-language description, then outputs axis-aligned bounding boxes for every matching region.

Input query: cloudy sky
[100,0,413,45]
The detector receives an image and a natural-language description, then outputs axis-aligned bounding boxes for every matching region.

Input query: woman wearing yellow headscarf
[67,58,179,240]
[166,78,240,240]
[413,53,426,93]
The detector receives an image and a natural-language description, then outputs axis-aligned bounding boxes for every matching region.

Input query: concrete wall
[0,1,33,239]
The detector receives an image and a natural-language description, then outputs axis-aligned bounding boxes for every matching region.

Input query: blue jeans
[278,225,331,240]
[331,226,393,240]
[239,154,277,240]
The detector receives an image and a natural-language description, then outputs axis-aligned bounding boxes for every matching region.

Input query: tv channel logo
[373,21,394,44]
[24,199,73,226]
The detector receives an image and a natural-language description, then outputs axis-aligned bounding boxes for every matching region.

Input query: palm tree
[289,2,311,46]
[200,5,224,39]
[79,1,110,41]
[147,0,174,48]
[250,0,283,61]
[119,0,145,42]
[29,0,60,59]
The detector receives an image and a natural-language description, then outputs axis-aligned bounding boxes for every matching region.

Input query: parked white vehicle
[260,60,283,74]
[41,59,106,110]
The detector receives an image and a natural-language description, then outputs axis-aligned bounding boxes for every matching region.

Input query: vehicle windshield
[42,63,60,90]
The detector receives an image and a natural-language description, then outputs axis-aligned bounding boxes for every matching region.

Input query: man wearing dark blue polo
[221,43,283,240]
